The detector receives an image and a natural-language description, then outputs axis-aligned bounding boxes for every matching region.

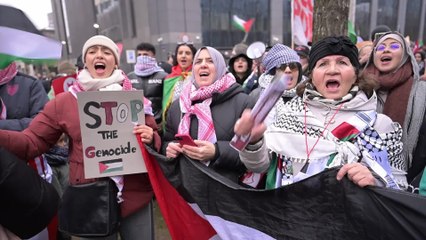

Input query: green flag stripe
[0,53,58,69]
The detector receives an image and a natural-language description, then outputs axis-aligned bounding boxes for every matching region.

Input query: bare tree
[312,0,350,43]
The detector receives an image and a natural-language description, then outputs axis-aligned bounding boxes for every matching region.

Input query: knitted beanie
[262,44,300,73]
[82,35,120,65]
[309,36,359,72]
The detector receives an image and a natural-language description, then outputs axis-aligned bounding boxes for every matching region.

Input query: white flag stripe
[104,162,123,169]
[0,26,62,59]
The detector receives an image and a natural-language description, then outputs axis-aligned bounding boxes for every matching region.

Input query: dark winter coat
[407,112,426,184]
[128,71,167,125]
[162,83,255,182]
[0,72,49,131]
[0,148,59,239]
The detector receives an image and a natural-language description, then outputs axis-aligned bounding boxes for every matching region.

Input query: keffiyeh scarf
[134,56,164,77]
[177,73,236,142]
[266,91,404,189]
[0,62,18,120]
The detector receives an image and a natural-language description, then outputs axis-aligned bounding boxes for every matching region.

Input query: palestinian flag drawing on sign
[99,159,123,174]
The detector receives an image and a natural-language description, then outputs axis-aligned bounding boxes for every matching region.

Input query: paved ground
[153,200,171,240]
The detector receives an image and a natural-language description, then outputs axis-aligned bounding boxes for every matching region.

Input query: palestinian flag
[331,110,375,141]
[0,26,62,69]
[98,159,123,174]
[161,66,192,125]
[232,15,255,33]
[348,21,357,44]
[138,140,426,240]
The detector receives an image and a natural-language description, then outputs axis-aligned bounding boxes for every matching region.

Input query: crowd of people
[1,22,426,239]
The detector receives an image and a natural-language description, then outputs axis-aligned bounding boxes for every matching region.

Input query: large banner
[141,143,426,240]
[293,0,314,46]
[77,90,146,178]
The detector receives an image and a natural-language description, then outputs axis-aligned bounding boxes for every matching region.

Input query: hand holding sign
[231,73,289,151]
[77,90,147,178]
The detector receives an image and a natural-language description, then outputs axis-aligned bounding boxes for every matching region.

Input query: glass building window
[405,0,422,41]
[201,0,270,48]
[355,0,371,40]
[377,0,398,30]
[282,0,291,45]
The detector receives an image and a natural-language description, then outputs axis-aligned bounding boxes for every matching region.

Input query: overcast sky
[0,0,52,29]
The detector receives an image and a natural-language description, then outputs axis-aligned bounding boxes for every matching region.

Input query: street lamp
[93,23,100,35]
[61,41,69,60]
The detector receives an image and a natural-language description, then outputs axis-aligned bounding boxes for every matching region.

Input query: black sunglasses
[269,62,299,75]
[277,62,299,71]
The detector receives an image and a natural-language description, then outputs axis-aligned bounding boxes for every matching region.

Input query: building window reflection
[405,0,422,41]
[377,0,398,30]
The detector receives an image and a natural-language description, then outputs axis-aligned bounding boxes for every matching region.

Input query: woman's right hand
[234,109,266,144]
[166,142,183,158]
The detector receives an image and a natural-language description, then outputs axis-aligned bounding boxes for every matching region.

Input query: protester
[45,133,69,197]
[0,62,48,131]
[163,46,254,182]
[235,36,406,189]
[228,52,253,86]
[0,60,53,239]
[414,50,425,77]
[370,25,391,41]
[294,45,310,78]
[0,35,161,240]
[250,44,302,128]
[128,42,167,127]
[162,42,197,123]
[363,31,426,189]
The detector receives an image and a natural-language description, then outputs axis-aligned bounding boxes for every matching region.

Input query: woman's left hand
[133,125,154,144]
[181,140,215,161]
[336,162,376,187]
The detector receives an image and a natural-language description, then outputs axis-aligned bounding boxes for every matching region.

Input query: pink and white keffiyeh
[178,73,236,142]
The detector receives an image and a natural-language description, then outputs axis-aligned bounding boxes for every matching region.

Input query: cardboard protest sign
[77,90,146,178]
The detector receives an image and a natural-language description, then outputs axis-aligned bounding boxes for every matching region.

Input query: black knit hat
[308,36,360,73]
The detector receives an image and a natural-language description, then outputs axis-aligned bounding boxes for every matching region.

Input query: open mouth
[325,80,340,90]
[94,63,106,74]
[199,72,209,77]
[380,56,392,63]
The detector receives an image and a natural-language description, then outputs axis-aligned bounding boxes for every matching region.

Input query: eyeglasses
[375,43,401,52]
[277,63,299,71]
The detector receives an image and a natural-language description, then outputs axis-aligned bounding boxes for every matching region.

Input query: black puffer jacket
[128,71,167,125]
[162,83,255,182]
[0,148,59,238]
[407,111,426,184]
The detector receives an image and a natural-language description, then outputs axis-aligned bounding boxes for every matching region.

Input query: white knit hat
[82,35,120,65]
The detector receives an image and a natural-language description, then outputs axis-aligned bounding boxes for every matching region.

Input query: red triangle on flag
[244,18,255,33]
[137,138,217,240]
[99,162,108,173]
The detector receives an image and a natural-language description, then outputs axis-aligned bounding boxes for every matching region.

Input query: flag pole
[291,0,294,48]
[242,31,249,43]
